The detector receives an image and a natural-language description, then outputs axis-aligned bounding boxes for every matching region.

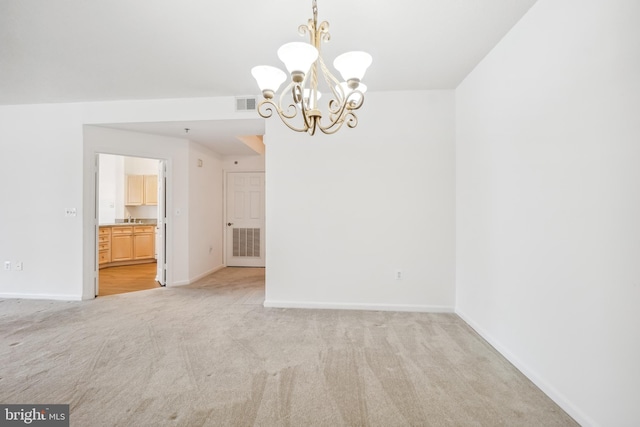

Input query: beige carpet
[0,267,577,426]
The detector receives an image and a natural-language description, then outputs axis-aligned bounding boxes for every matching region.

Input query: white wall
[265,90,456,311]
[81,99,262,297]
[188,141,225,282]
[0,104,84,300]
[84,126,191,292]
[0,96,255,300]
[455,0,640,425]
[98,154,123,224]
[85,127,229,289]
[124,156,159,175]
[222,154,265,172]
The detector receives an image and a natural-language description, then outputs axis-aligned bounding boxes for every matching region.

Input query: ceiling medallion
[251,0,372,135]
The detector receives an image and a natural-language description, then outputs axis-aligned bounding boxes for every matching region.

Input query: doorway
[226,172,265,267]
[96,154,167,296]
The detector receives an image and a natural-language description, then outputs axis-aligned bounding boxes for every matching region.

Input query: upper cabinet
[125,175,144,206]
[126,174,157,206]
[144,175,158,206]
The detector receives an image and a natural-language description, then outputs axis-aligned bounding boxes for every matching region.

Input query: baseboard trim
[455,309,595,427]
[171,280,189,286]
[0,292,83,301]
[263,300,454,313]
[171,264,226,287]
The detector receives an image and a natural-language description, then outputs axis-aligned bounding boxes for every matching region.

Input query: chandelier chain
[312,0,318,24]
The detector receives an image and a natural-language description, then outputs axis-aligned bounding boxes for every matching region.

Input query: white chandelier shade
[277,42,319,78]
[333,51,373,84]
[251,0,372,135]
[251,66,287,97]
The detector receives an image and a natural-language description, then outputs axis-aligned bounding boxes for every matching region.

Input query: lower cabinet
[98,227,111,265]
[133,226,155,259]
[100,225,155,267]
[111,227,134,262]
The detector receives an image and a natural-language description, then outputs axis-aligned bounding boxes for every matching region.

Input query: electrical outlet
[395,269,403,280]
[4,261,11,271]
[65,208,77,217]
[15,262,23,271]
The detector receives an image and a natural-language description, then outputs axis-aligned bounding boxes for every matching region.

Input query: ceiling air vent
[236,97,257,112]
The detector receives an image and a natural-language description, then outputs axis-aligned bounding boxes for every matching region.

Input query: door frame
[223,170,266,267]
[156,160,167,286]
[90,152,170,298]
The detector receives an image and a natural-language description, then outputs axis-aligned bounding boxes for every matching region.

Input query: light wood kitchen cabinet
[126,174,157,206]
[99,225,155,267]
[125,175,144,206]
[133,226,155,259]
[144,175,158,205]
[111,226,133,262]
[98,227,111,265]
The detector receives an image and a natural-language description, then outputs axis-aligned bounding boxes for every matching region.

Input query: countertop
[99,221,157,227]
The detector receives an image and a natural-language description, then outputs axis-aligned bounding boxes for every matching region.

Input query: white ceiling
[96,119,265,156]
[0,0,538,153]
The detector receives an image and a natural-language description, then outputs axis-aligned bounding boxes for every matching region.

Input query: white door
[156,161,167,285]
[94,154,100,297]
[226,172,265,267]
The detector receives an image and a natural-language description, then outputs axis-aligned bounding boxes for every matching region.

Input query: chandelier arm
[276,81,300,120]
[301,65,324,136]
[319,111,346,133]
[318,115,346,134]
[292,84,313,131]
[347,90,365,110]
[314,21,330,46]
[318,121,344,134]
[327,90,365,124]
[278,119,309,133]
[321,90,364,133]
[307,0,331,45]
[299,21,312,38]
[280,87,311,133]
[311,67,320,111]
[324,98,350,129]
[344,112,359,129]
[318,56,343,106]
[257,99,306,132]
[308,117,317,136]
[256,99,276,119]
[294,78,320,135]
[317,111,359,135]
[278,113,311,133]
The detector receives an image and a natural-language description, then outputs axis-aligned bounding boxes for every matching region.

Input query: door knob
[227,222,233,226]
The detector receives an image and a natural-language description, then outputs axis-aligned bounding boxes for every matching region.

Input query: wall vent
[236,97,257,111]
[233,228,261,257]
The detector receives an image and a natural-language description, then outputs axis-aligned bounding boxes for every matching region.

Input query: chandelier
[251,0,372,135]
